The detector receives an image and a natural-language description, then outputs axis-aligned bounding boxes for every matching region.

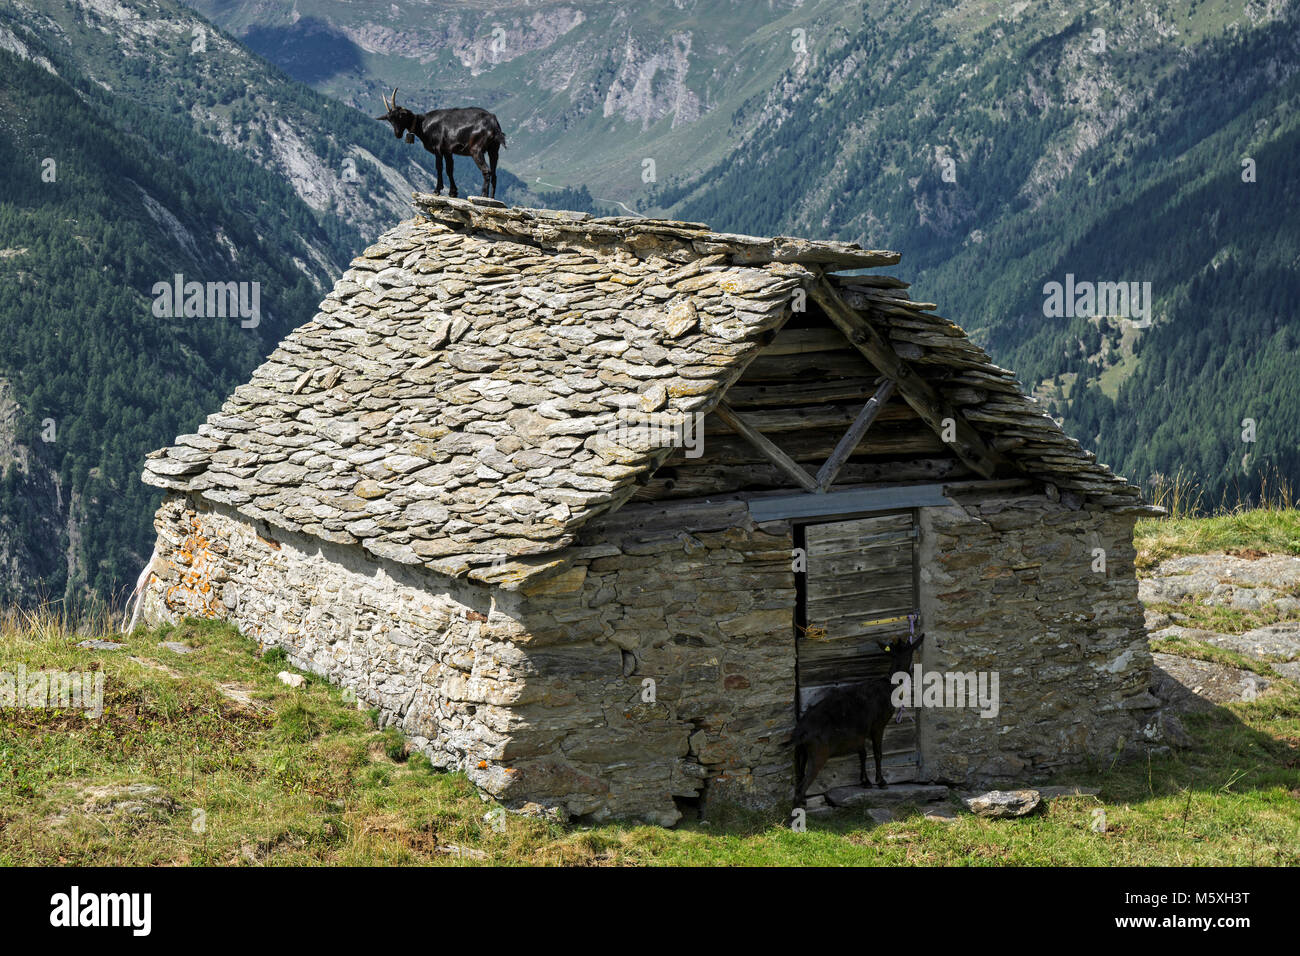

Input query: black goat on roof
[376,87,506,199]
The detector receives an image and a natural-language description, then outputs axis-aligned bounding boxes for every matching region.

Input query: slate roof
[143,195,1146,587]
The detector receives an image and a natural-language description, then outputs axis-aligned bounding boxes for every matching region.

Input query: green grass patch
[1148,599,1291,636]
[1135,508,1300,570]
[1,614,1298,865]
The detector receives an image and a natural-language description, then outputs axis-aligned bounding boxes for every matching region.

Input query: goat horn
[391,87,399,107]
[381,91,389,111]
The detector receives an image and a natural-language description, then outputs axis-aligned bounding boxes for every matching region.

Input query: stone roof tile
[143,196,1145,585]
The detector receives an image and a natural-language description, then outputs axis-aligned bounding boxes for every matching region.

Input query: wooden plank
[723,378,894,410]
[815,378,897,492]
[807,571,915,604]
[739,349,877,383]
[800,620,914,649]
[808,570,914,599]
[703,400,914,435]
[799,654,912,687]
[760,326,854,356]
[806,513,913,537]
[806,541,914,567]
[806,513,913,560]
[803,606,917,635]
[712,401,818,493]
[799,640,910,675]
[809,600,916,637]
[809,527,914,551]
[809,275,1015,480]
[808,589,915,624]
[749,483,950,521]
[692,426,946,466]
[631,458,970,501]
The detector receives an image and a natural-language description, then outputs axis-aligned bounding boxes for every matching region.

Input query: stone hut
[139,195,1159,825]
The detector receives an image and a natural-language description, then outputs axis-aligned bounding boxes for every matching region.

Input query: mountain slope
[182,0,867,207]
[661,0,1300,504]
[3,0,458,244]
[0,39,336,605]
[0,0,601,608]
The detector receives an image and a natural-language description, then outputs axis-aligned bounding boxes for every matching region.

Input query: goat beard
[405,132,415,144]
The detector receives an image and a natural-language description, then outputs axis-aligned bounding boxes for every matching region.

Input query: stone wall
[915,492,1155,785]
[142,488,1154,824]
[142,492,797,825]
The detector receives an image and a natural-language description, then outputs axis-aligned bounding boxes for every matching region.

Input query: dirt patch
[1227,548,1269,559]
[218,683,267,711]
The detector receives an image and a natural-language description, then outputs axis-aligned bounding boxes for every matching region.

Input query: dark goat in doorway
[793,633,924,805]
[375,87,506,199]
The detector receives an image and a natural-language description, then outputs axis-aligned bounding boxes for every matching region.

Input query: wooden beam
[807,276,1013,480]
[814,378,896,492]
[704,398,914,434]
[723,377,901,410]
[748,483,953,521]
[713,401,819,493]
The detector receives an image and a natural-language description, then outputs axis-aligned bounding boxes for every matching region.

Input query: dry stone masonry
[140,195,1157,825]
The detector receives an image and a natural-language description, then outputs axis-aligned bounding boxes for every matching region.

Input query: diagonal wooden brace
[713,400,819,493]
[814,378,896,492]
[807,276,1012,480]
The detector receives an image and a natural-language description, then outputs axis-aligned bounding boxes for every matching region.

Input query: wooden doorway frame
[793,507,924,789]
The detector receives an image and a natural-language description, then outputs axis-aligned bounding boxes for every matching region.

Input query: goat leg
[794,744,808,806]
[470,146,492,197]
[801,742,831,805]
[871,724,887,788]
[433,154,444,195]
[444,151,458,198]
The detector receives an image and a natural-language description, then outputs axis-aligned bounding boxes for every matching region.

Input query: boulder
[963,789,1041,818]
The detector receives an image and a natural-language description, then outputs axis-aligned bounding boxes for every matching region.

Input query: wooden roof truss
[713,276,1018,494]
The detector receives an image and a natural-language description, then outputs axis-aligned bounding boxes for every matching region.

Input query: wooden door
[796,511,920,792]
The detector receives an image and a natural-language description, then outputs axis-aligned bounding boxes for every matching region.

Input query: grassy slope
[2,512,1299,866]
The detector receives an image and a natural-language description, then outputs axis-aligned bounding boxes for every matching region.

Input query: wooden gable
[633,310,974,502]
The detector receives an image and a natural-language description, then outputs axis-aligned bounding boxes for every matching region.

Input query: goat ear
[910,632,925,648]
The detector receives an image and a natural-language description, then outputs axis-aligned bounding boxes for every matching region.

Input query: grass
[1148,635,1282,679]
[2,607,1299,865]
[1148,599,1292,636]
[1134,470,1300,570]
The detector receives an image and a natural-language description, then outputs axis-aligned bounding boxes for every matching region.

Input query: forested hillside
[661,0,1300,506]
[183,0,861,205]
[3,0,1297,610]
[0,45,327,607]
[0,0,539,608]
